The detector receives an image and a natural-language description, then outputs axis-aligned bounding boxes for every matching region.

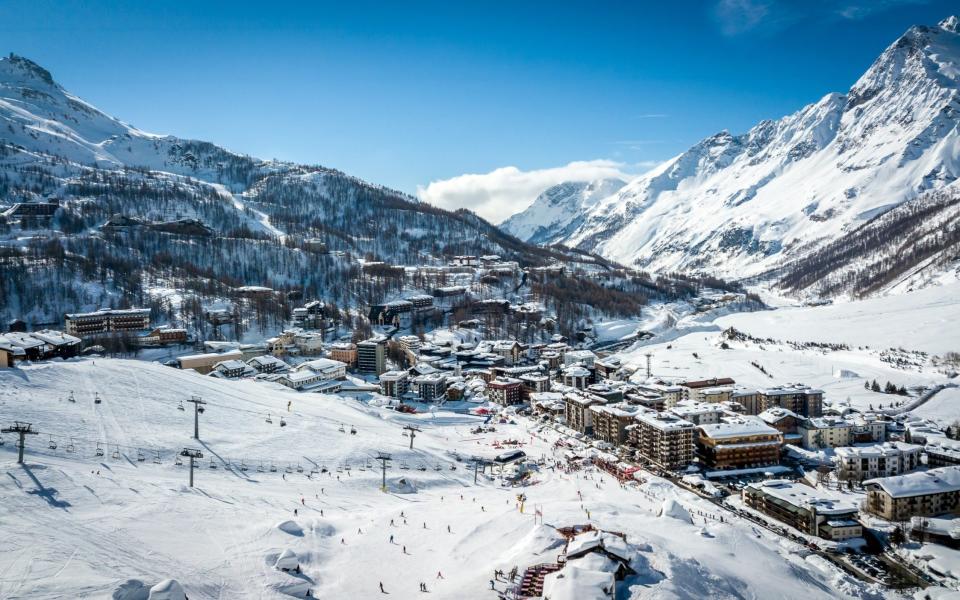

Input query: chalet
[210,359,253,379]
[247,355,290,374]
[1,332,46,361]
[138,326,188,347]
[758,407,801,444]
[0,336,26,368]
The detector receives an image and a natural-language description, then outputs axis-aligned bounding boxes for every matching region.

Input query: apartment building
[379,370,410,398]
[697,417,782,470]
[629,411,696,471]
[680,378,735,402]
[358,338,387,375]
[864,466,960,521]
[590,403,639,445]
[487,377,524,406]
[758,384,824,418]
[743,480,862,541]
[564,393,606,435]
[798,416,852,449]
[328,342,358,367]
[835,442,923,481]
[65,308,151,337]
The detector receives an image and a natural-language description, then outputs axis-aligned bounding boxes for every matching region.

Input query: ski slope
[0,359,896,599]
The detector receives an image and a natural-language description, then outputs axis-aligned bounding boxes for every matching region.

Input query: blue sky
[1,0,955,221]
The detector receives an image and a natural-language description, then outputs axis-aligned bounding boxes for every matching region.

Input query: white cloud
[416,159,636,224]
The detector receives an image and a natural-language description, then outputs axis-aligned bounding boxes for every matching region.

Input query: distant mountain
[512,17,960,294]
[500,178,626,244]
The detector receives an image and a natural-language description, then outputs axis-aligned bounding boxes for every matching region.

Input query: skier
[294,509,298,516]
[379,582,385,593]
[390,519,394,526]
[287,400,292,412]
[490,579,495,590]
[447,525,451,533]
[390,534,394,543]
[436,571,444,579]
[403,545,407,554]
[423,522,427,529]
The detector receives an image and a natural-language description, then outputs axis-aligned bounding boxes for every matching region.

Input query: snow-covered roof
[634,411,695,432]
[865,466,960,498]
[758,407,797,423]
[746,479,859,516]
[28,329,81,346]
[698,417,779,440]
[834,442,922,460]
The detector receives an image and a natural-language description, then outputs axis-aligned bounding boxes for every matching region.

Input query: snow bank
[274,548,299,571]
[147,579,186,600]
[276,520,304,537]
[658,499,692,524]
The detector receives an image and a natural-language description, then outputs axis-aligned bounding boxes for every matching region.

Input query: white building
[799,416,852,449]
[835,442,923,480]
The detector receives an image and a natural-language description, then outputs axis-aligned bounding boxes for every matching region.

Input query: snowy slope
[0,359,899,599]
[500,178,625,244]
[546,17,960,284]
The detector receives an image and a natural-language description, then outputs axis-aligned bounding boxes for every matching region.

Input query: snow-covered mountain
[500,178,625,244]
[0,53,606,323]
[512,17,960,288]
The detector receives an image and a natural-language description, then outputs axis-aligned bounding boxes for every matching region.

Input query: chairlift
[359,463,366,472]
[239,461,249,472]
[296,463,304,473]
[66,439,75,453]
[95,442,104,457]
[344,463,351,472]
[175,455,183,466]
[310,467,319,476]
[269,462,277,473]
[336,465,343,473]
[153,450,162,464]
[257,462,265,473]
[137,449,146,462]
[338,423,345,433]
[48,435,57,450]
[279,418,286,427]
[285,464,293,474]
[350,425,357,435]
[400,460,409,470]
[67,391,76,403]
[197,405,205,414]
[321,465,329,474]
[418,464,427,472]
[209,458,217,469]
[434,463,442,471]
[112,446,121,460]
[266,412,273,424]
[177,400,185,411]
[94,392,102,405]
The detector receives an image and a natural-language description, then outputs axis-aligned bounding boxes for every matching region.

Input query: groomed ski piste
[0,367,900,599]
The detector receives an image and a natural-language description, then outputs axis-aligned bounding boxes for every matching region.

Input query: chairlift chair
[321,465,329,474]
[338,423,345,433]
[257,462,265,473]
[400,461,409,470]
[434,463,442,471]
[418,464,427,471]
[350,425,357,435]
[197,406,205,414]
[112,446,121,460]
[95,443,104,457]
[66,439,75,453]
[68,391,76,403]
[285,464,292,474]
[175,455,183,466]
[296,464,304,473]
[48,435,57,450]
[209,458,217,469]
[94,392,102,405]
[344,463,351,471]
[177,400,185,411]
[280,418,286,427]
[269,463,277,472]
[266,412,273,424]
[137,449,146,462]
[336,465,343,473]
[239,461,249,471]
[153,450,161,464]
